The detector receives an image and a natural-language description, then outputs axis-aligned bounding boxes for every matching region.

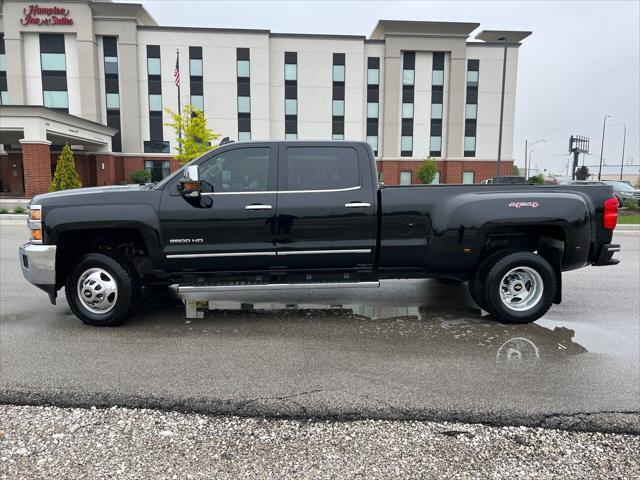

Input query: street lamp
[528,150,535,176]
[620,123,627,181]
[598,114,611,180]
[524,139,545,179]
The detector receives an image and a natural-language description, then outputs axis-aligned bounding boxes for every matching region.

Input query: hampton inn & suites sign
[20,5,73,25]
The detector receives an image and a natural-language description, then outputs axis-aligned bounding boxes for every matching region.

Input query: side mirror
[178,165,204,206]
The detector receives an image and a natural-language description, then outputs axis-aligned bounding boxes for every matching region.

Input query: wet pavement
[1,221,639,432]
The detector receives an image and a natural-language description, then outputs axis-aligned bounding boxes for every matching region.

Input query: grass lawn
[618,214,640,224]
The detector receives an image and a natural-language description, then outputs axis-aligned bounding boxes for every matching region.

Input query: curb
[0,214,28,221]
[615,225,640,231]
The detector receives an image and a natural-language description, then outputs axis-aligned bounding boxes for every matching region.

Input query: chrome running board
[175,281,380,299]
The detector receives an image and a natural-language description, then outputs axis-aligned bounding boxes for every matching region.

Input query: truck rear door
[275,143,377,270]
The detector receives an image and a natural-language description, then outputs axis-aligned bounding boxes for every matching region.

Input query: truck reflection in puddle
[172,299,587,366]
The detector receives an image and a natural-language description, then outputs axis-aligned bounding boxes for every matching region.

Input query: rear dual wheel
[470,250,556,324]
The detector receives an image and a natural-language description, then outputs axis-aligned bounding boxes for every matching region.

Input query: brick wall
[22,142,52,197]
[0,153,25,194]
[377,159,514,185]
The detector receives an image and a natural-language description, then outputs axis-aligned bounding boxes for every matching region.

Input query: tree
[416,158,437,184]
[575,165,590,181]
[165,104,221,164]
[528,173,545,185]
[49,144,81,192]
[512,164,520,176]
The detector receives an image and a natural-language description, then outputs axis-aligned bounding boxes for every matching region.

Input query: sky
[126,0,640,176]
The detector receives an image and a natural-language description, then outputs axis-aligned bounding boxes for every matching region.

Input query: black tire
[468,248,518,311]
[65,253,140,326]
[482,251,557,324]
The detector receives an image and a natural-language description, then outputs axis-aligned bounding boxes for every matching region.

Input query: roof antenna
[219,137,234,146]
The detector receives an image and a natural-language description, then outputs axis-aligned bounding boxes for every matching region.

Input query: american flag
[174,53,180,87]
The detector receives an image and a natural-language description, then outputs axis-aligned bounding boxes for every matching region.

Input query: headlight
[28,205,43,244]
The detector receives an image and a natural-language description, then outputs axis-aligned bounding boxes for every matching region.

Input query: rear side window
[285,147,360,191]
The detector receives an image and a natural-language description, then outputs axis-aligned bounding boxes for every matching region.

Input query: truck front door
[275,144,377,270]
[159,144,278,272]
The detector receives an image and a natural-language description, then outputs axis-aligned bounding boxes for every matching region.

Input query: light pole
[598,114,611,180]
[528,150,535,176]
[620,123,626,180]
[524,139,545,179]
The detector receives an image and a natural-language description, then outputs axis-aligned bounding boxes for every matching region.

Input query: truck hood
[31,184,151,205]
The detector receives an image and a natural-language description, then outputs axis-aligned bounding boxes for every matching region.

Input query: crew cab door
[159,144,278,272]
[275,143,377,270]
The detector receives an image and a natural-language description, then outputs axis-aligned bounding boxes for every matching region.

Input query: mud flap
[538,236,563,305]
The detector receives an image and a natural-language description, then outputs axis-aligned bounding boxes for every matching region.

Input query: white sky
[128,0,640,176]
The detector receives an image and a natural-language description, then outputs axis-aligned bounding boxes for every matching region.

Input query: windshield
[152,146,221,190]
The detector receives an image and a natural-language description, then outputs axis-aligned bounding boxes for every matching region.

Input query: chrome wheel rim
[499,266,543,312]
[77,267,118,314]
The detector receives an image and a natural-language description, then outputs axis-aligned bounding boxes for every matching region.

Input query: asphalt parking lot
[1,221,639,433]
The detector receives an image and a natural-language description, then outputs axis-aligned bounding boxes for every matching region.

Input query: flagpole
[176,49,182,145]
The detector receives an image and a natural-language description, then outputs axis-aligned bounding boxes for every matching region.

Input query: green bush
[50,144,82,192]
[528,174,545,185]
[130,169,152,184]
[0,208,9,214]
[416,158,437,184]
[622,198,639,211]
[13,205,27,214]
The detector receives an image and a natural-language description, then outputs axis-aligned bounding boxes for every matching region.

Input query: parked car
[20,141,620,327]
[480,176,526,184]
[603,180,640,206]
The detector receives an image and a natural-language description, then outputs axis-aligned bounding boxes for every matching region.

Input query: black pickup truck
[20,141,620,326]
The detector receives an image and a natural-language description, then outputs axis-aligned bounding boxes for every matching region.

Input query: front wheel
[65,253,140,326]
[483,252,557,324]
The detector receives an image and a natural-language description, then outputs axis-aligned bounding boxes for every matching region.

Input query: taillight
[603,197,618,230]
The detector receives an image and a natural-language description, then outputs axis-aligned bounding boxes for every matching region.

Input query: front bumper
[594,243,620,266]
[19,242,58,302]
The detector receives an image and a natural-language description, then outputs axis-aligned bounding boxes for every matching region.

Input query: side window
[285,147,360,191]
[199,148,269,192]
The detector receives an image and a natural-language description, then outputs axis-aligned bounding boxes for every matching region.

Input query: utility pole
[524,139,527,179]
[496,34,508,182]
[524,139,545,179]
[598,114,611,180]
[620,124,626,180]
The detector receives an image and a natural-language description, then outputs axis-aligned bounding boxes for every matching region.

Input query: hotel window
[145,160,171,182]
[429,52,445,157]
[284,52,298,139]
[430,136,442,152]
[145,45,164,151]
[332,99,344,116]
[238,131,251,141]
[464,59,479,157]
[285,99,297,115]
[400,171,412,185]
[103,37,121,151]
[401,51,415,157]
[0,33,7,105]
[366,135,378,152]
[402,103,414,119]
[148,94,162,111]
[332,53,345,141]
[237,96,251,113]
[332,134,345,140]
[190,46,204,114]
[366,57,380,156]
[236,48,251,140]
[40,34,68,112]
[106,93,119,109]
[462,171,475,184]
[367,102,378,118]
[431,103,443,119]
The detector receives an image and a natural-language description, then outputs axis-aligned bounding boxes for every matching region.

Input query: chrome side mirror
[184,165,199,182]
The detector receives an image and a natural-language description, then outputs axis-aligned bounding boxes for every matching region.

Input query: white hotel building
[0,0,530,197]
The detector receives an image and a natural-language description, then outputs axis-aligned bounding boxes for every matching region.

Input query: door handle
[244,204,273,210]
[344,202,371,208]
